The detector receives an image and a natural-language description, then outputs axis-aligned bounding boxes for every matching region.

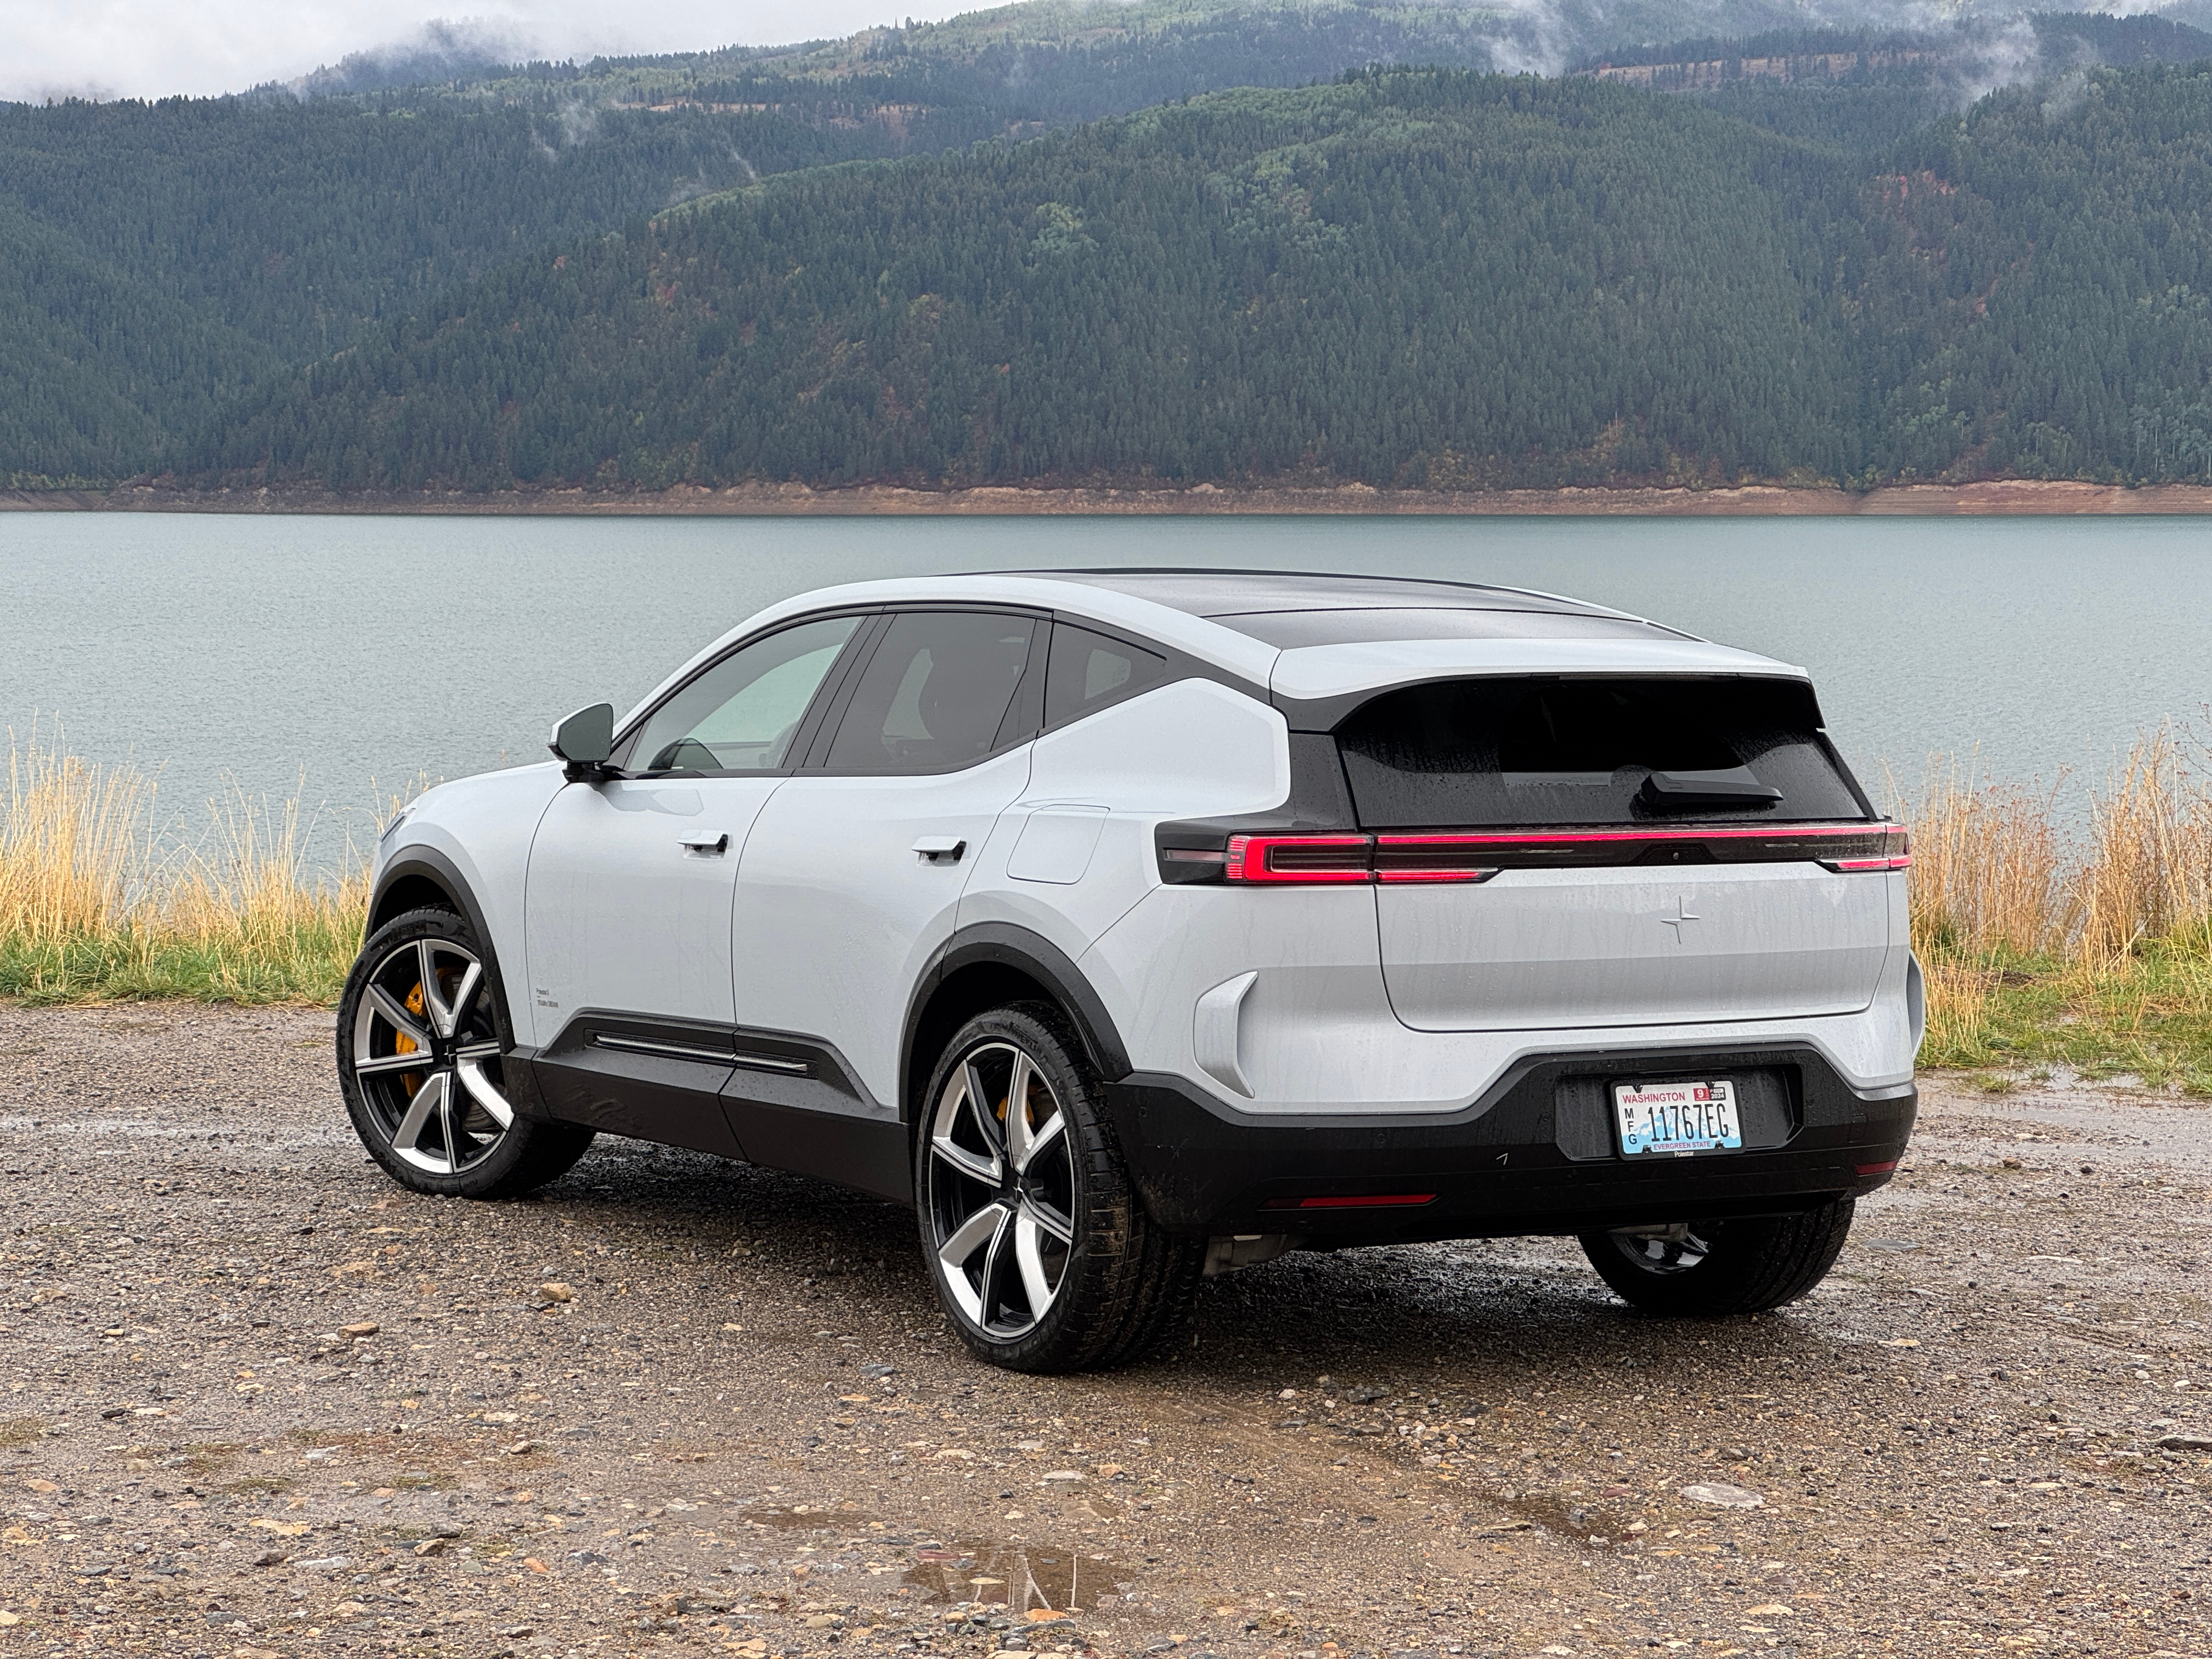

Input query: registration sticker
[1613,1079,1743,1158]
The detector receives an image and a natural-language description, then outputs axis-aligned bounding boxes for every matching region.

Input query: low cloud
[0,2,974,104]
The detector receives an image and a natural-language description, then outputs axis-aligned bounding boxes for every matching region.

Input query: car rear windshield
[1334,676,1868,829]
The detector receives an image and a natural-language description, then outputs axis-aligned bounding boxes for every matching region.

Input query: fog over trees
[6,0,2212,491]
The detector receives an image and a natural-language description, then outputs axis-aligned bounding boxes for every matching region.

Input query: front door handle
[679,833,730,855]
[912,836,966,864]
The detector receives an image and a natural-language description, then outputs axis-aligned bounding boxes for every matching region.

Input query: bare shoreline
[9,477,2212,516]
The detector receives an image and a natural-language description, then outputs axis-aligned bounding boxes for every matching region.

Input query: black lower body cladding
[1102,1045,1914,1242]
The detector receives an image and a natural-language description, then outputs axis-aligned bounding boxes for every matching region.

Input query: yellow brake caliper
[396,982,426,1097]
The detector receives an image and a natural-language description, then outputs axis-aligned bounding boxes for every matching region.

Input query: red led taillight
[1224,834,1374,884]
[1221,834,1502,885]
[1373,834,1506,884]
[1819,827,1911,873]
[1261,1193,1438,1210]
[1182,823,1909,884]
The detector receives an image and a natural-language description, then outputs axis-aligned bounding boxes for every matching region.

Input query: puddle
[903,1537,1133,1613]
[1488,1487,1628,1545]
[738,1505,1132,1613]
[740,1502,872,1530]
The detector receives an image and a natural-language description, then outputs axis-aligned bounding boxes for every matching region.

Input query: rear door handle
[679,833,730,855]
[912,836,966,864]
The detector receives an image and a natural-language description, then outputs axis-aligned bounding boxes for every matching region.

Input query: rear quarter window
[1335,676,1867,828]
[1045,623,1167,727]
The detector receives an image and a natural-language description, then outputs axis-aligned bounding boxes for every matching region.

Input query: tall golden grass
[0,728,370,1004]
[2,723,2208,1088]
[1894,720,2212,1081]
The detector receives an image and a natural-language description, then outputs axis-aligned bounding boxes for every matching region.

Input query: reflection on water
[904,1537,1132,1613]
[740,1501,866,1530]
[738,1504,1131,1611]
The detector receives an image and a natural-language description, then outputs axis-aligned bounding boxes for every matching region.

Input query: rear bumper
[1103,1042,1915,1240]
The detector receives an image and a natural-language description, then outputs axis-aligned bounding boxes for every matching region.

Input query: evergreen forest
[8,0,2212,494]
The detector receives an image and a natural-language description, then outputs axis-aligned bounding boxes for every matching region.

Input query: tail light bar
[1225,834,1375,883]
[1164,824,1909,885]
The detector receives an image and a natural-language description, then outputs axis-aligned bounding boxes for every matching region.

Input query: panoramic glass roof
[1033,569,1690,646]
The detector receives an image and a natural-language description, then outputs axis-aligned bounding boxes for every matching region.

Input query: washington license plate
[1613,1079,1743,1158]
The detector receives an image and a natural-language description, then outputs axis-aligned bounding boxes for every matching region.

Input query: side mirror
[549,703,615,781]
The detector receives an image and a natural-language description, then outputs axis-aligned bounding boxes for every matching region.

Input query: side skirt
[529,1012,912,1205]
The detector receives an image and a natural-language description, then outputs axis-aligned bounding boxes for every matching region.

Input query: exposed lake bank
[11,478,2212,515]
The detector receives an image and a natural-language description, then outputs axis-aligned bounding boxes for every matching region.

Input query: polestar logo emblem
[1658,895,1703,944]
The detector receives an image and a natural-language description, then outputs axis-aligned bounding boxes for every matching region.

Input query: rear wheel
[917,1004,1200,1373]
[336,907,595,1199]
[1578,1200,1855,1317]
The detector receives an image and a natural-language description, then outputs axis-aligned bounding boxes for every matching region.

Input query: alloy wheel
[925,1041,1078,1340]
[349,936,514,1175]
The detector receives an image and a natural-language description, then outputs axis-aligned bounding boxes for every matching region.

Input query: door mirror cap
[550,702,616,780]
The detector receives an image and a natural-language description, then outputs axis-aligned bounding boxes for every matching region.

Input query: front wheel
[336,907,595,1199]
[1579,1199,1855,1317]
[916,1004,1200,1373]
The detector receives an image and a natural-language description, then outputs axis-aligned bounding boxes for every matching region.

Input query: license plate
[1612,1079,1743,1158]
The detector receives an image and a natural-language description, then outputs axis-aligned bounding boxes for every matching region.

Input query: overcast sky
[2,2,975,103]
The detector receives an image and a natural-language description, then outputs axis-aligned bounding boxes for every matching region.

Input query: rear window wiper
[1639,771,1783,810]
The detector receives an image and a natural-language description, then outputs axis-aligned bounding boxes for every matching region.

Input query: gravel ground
[1,1004,2208,1659]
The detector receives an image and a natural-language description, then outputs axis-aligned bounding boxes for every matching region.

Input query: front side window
[823,611,1039,773]
[628,615,861,775]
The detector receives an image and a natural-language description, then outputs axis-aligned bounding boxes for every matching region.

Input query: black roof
[1033,568,1689,648]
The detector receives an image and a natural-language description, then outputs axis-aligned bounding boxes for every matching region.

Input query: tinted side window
[823,612,1039,773]
[1336,676,1866,828]
[1045,623,1166,727]
[628,616,861,775]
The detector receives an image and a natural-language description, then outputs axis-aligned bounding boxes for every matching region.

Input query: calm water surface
[2,512,2206,864]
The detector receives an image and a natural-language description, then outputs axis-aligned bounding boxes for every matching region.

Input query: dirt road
[1,1005,2207,1658]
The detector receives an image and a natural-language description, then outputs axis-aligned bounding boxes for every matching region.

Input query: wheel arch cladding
[369,870,459,932]
[368,850,516,1031]
[903,925,1133,1130]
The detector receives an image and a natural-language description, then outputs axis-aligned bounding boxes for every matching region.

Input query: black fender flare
[369,845,498,952]
[900,922,1133,1123]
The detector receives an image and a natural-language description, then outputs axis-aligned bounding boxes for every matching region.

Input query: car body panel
[957,676,1294,986]
[1376,862,1892,1032]
[523,776,778,1037]
[369,760,567,1042]
[731,743,1035,1108]
[1081,879,1916,1116]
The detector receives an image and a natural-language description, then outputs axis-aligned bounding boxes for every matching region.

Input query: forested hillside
[0,99,872,483]
[179,64,2212,494]
[7,0,2212,492]
[1578,13,2212,150]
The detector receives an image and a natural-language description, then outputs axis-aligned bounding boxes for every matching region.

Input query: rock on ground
[0,1004,2208,1657]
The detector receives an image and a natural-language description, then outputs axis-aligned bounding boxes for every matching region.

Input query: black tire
[336,907,595,1199]
[1578,1199,1855,1317]
[915,1002,1201,1373]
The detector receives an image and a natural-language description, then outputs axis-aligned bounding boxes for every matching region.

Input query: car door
[522,612,869,1154]
[723,608,1043,1194]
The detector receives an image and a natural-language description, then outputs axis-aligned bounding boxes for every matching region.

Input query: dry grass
[0,729,369,1005]
[4,723,2209,1092]
[1896,721,2212,1091]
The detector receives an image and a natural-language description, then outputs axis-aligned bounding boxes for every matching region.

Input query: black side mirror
[550,703,616,782]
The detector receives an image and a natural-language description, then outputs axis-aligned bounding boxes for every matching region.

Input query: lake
[3,511,2206,867]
